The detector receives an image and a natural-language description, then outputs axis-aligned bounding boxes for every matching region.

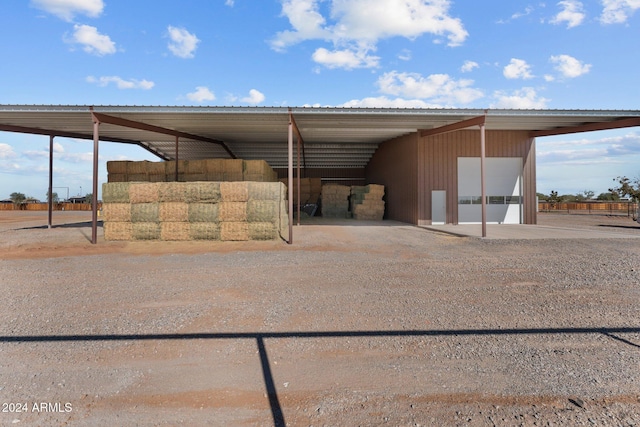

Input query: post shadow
[2,326,639,427]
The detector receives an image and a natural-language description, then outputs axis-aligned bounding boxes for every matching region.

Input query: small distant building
[67,196,87,204]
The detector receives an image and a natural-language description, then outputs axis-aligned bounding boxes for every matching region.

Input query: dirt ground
[0,211,639,426]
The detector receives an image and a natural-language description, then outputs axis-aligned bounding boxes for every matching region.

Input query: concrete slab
[421,223,640,239]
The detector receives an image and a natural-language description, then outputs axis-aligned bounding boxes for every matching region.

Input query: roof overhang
[0,105,639,168]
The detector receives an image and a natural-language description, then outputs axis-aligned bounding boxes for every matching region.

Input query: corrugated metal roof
[0,105,638,168]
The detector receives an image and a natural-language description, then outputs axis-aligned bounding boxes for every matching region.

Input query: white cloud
[53,142,65,153]
[600,0,640,24]
[0,143,17,159]
[497,6,535,24]
[491,87,550,109]
[186,86,216,103]
[398,49,412,61]
[550,54,591,78]
[69,24,116,56]
[167,26,200,58]
[312,47,380,69]
[86,76,155,90]
[461,60,479,73]
[338,96,440,108]
[537,132,640,164]
[225,0,235,5]
[377,71,484,106]
[503,58,534,79]
[271,0,468,70]
[31,0,104,21]
[241,89,266,105]
[550,0,586,28]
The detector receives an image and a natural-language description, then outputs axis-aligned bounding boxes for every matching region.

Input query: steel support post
[296,132,301,226]
[480,123,487,238]
[288,117,294,244]
[91,119,100,244]
[48,135,54,229]
[175,136,179,181]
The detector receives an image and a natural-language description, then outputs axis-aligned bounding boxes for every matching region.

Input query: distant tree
[9,192,26,205]
[45,191,59,203]
[597,191,620,201]
[84,193,93,206]
[610,176,640,201]
[536,192,547,201]
[548,190,564,206]
[582,190,595,200]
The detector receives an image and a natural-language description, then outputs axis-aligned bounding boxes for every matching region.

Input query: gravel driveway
[0,211,639,426]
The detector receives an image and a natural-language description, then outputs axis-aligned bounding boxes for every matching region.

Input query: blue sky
[0,0,639,200]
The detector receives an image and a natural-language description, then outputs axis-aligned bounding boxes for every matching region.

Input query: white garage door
[457,157,523,224]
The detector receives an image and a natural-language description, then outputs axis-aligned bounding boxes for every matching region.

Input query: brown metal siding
[365,133,419,224]
[419,130,536,225]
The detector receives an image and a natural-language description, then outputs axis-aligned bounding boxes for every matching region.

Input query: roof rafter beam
[419,115,486,138]
[91,110,237,159]
[0,123,139,144]
[530,117,640,137]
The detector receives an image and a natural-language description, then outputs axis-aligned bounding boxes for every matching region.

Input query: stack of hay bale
[279,177,322,205]
[106,159,277,183]
[102,181,288,241]
[320,184,351,218]
[351,184,385,220]
[244,160,278,182]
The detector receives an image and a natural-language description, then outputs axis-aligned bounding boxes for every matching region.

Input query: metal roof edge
[0,104,639,117]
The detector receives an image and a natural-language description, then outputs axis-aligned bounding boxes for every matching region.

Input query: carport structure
[0,105,639,243]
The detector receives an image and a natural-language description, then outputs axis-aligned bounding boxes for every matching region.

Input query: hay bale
[220,181,249,202]
[221,222,249,241]
[248,182,282,201]
[243,160,276,181]
[189,223,221,240]
[107,173,128,183]
[224,159,244,173]
[184,173,208,182]
[189,203,219,222]
[366,184,385,196]
[104,222,133,241]
[224,171,244,181]
[132,222,161,240]
[107,160,129,174]
[159,202,189,222]
[164,160,178,176]
[126,161,149,174]
[158,182,186,202]
[247,200,278,223]
[206,171,225,181]
[146,161,166,175]
[161,222,190,241]
[103,203,131,222]
[102,183,130,203]
[185,182,221,203]
[205,158,224,173]
[185,159,207,174]
[128,173,149,182]
[219,202,247,222]
[243,173,268,182]
[130,203,159,222]
[129,183,159,203]
[248,222,279,240]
